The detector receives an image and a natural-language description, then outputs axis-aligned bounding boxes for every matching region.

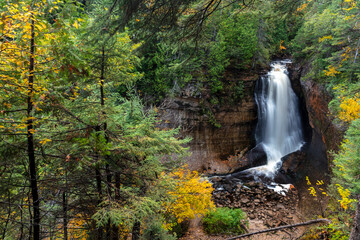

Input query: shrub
[202,207,248,235]
[141,219,176,240]
[163,167,215,225]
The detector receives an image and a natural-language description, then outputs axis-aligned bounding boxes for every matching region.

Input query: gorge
[160,60,335,188]
[172,61,345,239]
[2,1,358,239]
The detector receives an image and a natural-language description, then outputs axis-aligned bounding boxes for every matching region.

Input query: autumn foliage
[163,167,215,228]
[339,95,360,123]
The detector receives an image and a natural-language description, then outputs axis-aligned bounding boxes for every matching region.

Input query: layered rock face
[287,65,345,184]
[158,63,343,180]
[300,80,345,158]
[290,65,345,157]
[158,71,258,174]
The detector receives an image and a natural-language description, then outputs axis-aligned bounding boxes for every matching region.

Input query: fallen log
[225,219,331,240]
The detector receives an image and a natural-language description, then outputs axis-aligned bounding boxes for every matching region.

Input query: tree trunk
[105,165,112,239]
[350,195,360,240]
[99,45,117,239]
[20,195,24,240]
[95,168,103,239]
[112,173,121,240]
[2,193,11,239]
[28,16,40,240]
[131,221,141,240]
[63,191,68,240]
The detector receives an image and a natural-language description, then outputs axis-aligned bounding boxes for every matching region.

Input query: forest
[0,0,359,239]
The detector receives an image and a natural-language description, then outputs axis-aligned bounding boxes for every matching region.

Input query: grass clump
[202,207,248,235]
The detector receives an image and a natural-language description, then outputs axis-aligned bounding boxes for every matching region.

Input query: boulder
[274,150,307,183]
[281,150,306,174]
[231,144,268,173]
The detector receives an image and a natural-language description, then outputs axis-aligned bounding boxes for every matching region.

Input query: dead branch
[225,219,332,240]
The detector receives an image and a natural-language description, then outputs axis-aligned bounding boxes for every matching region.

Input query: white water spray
[246,60,304,179]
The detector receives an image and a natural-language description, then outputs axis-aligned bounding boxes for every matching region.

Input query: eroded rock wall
[300,80,345,157]
[158,62,344,180]
[290,65,345,160]
[288,65,346,216]
[158,71,258,174]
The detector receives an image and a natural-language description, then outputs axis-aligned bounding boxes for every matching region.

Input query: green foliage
[232,81,245,102]
[219,12,258,69]
[332,118,360,194]
[291,0,360,85]
[138,41,198,101]
[303,177,355,239]
[202,207,247,235]
[200,105,221,128]
[141,218,177,240]
[137,3,285,102]
[168,220,190,238]
[205,31,229,94]
[292,8,338,81]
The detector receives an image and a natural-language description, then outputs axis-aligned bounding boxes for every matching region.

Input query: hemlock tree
[0,1,60,238]
[333,119,360,239]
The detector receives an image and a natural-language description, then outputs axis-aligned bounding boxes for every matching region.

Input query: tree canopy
[1,0,359,239]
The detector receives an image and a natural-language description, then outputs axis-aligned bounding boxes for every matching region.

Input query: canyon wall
[289,65,345,178]
[159,70,258,174]
[159,63,344,178]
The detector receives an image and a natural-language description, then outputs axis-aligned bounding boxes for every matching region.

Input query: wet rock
[249,181,258,187]
[233,144,268,172]
[211,176,222,182]
[211,179,299,230]
[224,184,232,192]
[274,150,307,183]
[241,198,250,204]
[276,203,285,209]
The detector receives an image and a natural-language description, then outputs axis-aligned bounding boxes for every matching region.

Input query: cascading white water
[247,60,304,179]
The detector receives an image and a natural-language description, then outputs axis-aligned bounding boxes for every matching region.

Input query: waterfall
[247,60,304,180]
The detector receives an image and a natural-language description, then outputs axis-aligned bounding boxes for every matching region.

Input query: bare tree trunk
[353,38,360,64]
[20,197,24,240]
[63,191,68,240]
[111,173,121,240]
[350,195,360,240]
[131,221,140,240]
[2,192,11,239]
[99,45,118,239]
[105,165,112,239]
[28,16,40,240]
[225,219,331,240]
[95,168,103,239]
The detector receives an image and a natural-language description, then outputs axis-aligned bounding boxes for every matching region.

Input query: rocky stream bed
[211,178,300,227]
[181,178,309,240]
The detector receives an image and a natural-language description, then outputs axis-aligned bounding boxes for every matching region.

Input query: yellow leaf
[73,21,79,29]
[324,65,340,77]
[279,40,286,51]
[319,35,333,43]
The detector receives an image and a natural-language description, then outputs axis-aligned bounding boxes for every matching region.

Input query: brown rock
[157,72,258,175]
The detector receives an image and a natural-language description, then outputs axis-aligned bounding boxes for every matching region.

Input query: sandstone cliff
[158,70,258,174]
